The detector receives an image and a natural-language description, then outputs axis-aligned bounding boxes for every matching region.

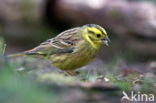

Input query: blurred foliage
[0,65,56,103]
[151,0,156,3]
[0,37,6,54]
[0,37,59,103]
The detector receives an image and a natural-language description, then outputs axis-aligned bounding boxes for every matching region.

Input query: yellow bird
[9,24,111,75]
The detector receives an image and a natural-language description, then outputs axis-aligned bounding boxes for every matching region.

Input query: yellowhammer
[9,24,111,75]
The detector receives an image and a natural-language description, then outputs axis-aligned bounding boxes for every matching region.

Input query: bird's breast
[50,40,101,70]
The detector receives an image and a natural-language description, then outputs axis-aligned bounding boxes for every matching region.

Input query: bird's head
[81,24,111,48]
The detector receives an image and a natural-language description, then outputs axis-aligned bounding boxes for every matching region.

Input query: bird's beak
[102,36,111,46]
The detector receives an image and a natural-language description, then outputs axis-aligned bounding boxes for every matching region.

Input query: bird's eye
[97,34,101,38]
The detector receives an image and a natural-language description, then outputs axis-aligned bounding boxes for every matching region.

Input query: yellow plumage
[9,24,111,75]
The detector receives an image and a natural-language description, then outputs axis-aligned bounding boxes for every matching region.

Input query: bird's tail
[8,53,26,57]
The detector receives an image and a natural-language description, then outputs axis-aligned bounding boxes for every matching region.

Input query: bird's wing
[24,27,81,56]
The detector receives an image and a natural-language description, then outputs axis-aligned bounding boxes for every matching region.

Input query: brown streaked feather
[24,27,81,57]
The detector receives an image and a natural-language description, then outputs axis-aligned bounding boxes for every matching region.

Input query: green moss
[38,72,79,85]
[0,61,62,103]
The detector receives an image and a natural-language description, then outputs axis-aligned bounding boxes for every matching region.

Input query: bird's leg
[65,70,79,76]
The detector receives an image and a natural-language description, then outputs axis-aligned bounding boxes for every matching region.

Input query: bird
[9,24,111,75]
